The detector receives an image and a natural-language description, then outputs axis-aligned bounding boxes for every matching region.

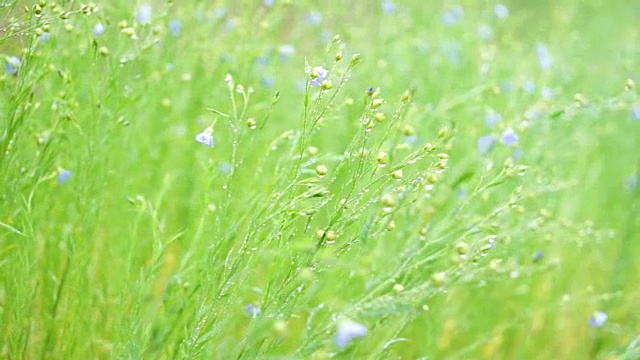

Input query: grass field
[1,1,639,359]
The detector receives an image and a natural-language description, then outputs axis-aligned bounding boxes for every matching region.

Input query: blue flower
[500,128,519,146]
[478,24,494,41]
[308,66,328,87]
[533,250,544,262]
[6,56,21,75]
[542,87,555,100]
[537,43,553,70]
[278,44,295,61]
[246,304,261,318]
[631,107,640,121]
[137,3,152,24]
[625,174,638,192]
[306,11,323,25]
[264,0,274,7]
[485,109,502,128]
[195,127,214,147]
[589,311,607,327]
[382,0,396,14]
[336,320,368,349]
[478,135,496,154]
[494,4,509,19]
[93,22,105,36]
[58,170,72,185]
[442,5,464,26]
[169,20,182,37]
[523,80,536,94]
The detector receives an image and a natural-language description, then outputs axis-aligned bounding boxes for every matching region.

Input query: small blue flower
[58,170,72,185]
[501,128,519,146]
[542,87,555,100]
[382,0,396,14]
[442,5,464,26]
[195,127,214,147]
[513,148,524,160]
[308,66,328,87]
[246,304,261,318]
[93,22,105,36]
[137,3,152,24]
[261,76,274,88]
[278,44,295,61]
[533,250,544,262]
[523,80,536,94]
[336,320,368,349]
[39,32,51,42]
[478,135,496,154]
[264,0,274,7]
[306,11,323,25]
[6,56,21,75]
[631,107,640,121]
[501,80,514,93]
[494,4,509,19]
[442,41,462,65]
[589,311,607,327]
[485,109,502,128]
[625,174,638,192]
[537,43,553,70]
[169,19,182,37]
[478,24,494,41]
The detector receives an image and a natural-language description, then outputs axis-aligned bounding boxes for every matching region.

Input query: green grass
[1,0,639,359]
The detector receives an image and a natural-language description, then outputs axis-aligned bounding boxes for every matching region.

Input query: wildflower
[336,320,368,349]
[542,87,555,100]
[537,43,553,70]
[137,3,152,24]
[278,44,295,61]
[306,11,322,25]
[478,135,496,155]
[195,127,214,147]
[442,5,464,26]
[169,19,182,37]
[523,80,536,94]
[631,107,640,121]
[308,66,328,87]
[533,250,544,262]
[246,304,261,318]
[589,311,607,327]
[494,4,509,19]
[5,56,21,75]
[264,0,274,7]
[625,174,637,192]
[501,128,519,146]
[478,24,494,41]
[58,170,72,185]
[93,22,105,36]
[501,80,514,93]
[485,109,502,128]
[382,0,396,14]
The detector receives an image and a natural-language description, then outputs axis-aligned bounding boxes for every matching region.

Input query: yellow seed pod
[431,272,447,286]
[391,169,403,180]
[316,165,328,176]
[377,151,389,166]
[455,241,469,255]
[386,220,396,231]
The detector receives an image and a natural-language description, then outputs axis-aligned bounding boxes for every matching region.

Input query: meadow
[1,0,639,359]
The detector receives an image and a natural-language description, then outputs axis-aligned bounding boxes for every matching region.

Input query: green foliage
[1,1,638,359]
